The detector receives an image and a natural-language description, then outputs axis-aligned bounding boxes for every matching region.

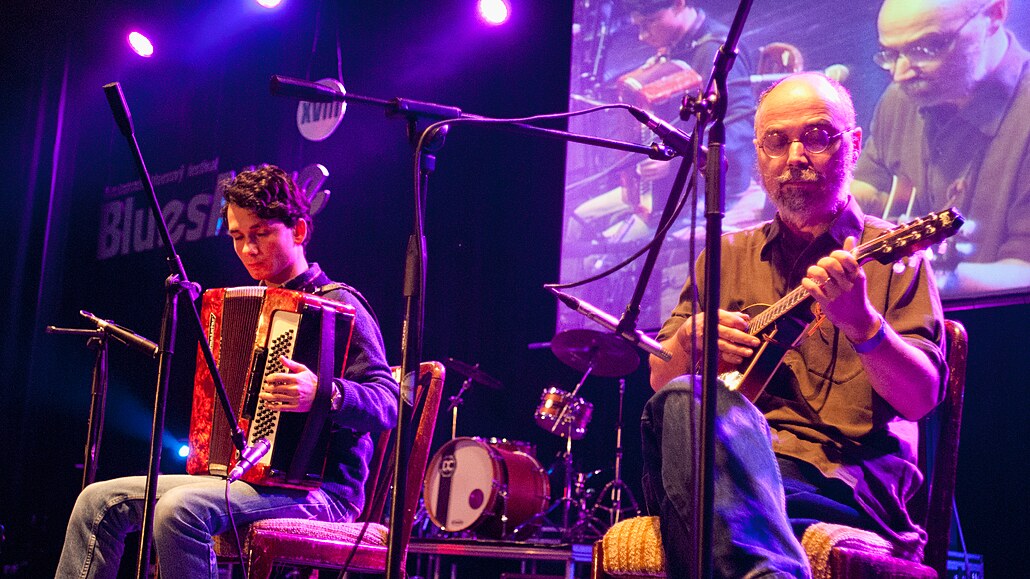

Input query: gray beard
[768,163,851,220]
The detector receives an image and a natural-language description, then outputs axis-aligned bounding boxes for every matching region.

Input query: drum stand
[546,435,609,543]
[547,365,606,543]
[591,379,639,527]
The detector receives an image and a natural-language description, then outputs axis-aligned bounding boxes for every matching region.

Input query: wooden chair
[214,361,445,578]
[592,320,968,579]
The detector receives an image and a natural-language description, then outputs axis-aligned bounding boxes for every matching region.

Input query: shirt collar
[760,196,865,260]
[273,263,322,293]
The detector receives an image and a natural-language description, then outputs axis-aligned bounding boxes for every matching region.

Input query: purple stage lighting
[256,0,283,8]
[478,0,510,25]
[127,31,154,57]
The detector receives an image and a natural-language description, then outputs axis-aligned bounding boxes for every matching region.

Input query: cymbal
[444,357,503,390]
[550,329,640,377]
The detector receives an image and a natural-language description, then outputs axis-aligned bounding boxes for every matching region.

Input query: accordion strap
[287,306,336,483]
[316,282,381,327]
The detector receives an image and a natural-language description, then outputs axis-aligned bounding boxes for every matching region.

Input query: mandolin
[721,207,964,402]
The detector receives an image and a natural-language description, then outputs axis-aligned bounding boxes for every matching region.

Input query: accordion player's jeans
[54,474,356,578]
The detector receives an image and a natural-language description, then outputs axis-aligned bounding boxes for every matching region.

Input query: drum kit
[420,329,641,543]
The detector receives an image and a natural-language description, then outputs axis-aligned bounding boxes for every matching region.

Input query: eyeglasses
[758,127,853,158]
[872,4,987,70]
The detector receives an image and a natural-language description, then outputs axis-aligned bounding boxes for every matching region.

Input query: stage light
[177,443,190,459]
[127,31,154,58]
[256,0,283,8]
[478,0,510,25]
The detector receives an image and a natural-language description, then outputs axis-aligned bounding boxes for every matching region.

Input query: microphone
[79,311,158,357]
[102,82,134,137]
[749,64,850,85]
[227,438,271,483]
[628,107,693,156]
[548,287,672,361]
[270,75,346,103]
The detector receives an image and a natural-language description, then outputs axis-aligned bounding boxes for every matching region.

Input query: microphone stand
[678,2,753,577]
[45,326,111,489]
[268,75,679,579]
[46,316,159,489]
[101,83,251,579]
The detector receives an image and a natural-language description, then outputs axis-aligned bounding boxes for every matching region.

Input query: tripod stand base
[591,479,641,529]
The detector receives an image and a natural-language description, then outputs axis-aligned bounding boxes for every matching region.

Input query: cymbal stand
[556,434,577,541]
[549,435,608,543]
[552,361,593,541]
[592,379,639,527]
[444,376,474,440]
[410,376,475,539]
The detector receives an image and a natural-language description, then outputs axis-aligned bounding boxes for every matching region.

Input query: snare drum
[534,387,594,439]
[423,437,550,539]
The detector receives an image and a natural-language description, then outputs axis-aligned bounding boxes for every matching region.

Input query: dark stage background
[1,1,1027,577]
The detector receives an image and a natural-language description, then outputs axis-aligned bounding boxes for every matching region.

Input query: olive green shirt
[657,197,946,558]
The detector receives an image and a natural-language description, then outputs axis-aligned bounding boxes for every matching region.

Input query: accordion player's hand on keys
[261,355,319,413]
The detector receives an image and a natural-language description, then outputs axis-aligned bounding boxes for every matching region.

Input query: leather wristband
[850,315,887,354]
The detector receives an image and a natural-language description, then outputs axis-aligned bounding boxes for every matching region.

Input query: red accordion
[187,286,356,489]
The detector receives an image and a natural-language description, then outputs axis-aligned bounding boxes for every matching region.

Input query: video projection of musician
[574,0,763,243]
[621,0,763,228]
[851,0,1030,296]
[562,0,769,332]
[54,165,399,578]
[644,73,947,577]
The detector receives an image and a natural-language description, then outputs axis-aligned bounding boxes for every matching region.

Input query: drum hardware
[554,434,582,541]
[532,328,638,541]
[443,378,471,441]
[442,358,501,439]
[589,379,640,528]
[443,357,503,390]
[536,437,610,543]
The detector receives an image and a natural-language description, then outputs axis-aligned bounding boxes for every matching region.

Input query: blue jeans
[641,376,811,579]
[54,474,356,578]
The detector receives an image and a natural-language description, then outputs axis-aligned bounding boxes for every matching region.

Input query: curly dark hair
[221,164,313,245]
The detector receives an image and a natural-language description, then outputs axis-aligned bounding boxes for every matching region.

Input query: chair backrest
[360,362,445,550]
[921,319,968,576]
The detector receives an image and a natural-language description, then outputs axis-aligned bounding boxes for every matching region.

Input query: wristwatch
[330,381,343,412]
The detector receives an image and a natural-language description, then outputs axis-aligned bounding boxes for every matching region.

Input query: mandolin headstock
[857,208,965,265]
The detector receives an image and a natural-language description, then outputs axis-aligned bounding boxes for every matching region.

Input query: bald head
[878,0,1009,106]
[756,72,856,135]
[880,0,981,31]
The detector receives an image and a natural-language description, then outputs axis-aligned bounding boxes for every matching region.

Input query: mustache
[776,167,821,184]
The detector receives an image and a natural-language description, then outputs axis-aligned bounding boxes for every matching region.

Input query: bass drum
[423,437,550,539]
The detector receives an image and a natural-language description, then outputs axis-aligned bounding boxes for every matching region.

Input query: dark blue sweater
[282,263,399,514]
